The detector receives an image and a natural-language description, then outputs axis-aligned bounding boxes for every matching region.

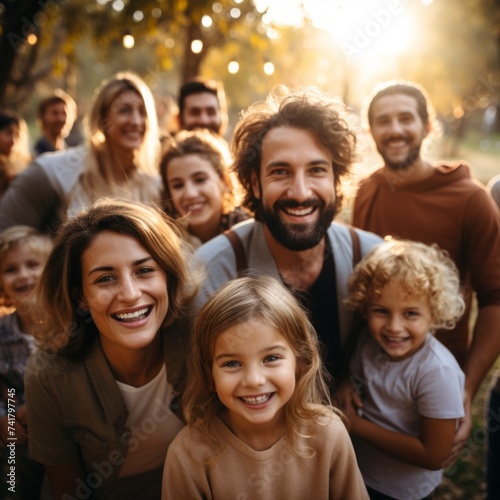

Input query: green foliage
[2,0,500,135]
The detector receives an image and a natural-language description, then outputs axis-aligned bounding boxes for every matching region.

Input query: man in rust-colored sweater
[352,81,500,463]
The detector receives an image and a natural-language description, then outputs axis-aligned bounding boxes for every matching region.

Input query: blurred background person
[177,78,228,136]
[33,89,77,156]
[160,129,249,248]
[0,72,161,234]
[0,110,31,198]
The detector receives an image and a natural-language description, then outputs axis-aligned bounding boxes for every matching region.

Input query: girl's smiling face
[211,320,296,444]
[166,154,226,238]
[80,231,168,356]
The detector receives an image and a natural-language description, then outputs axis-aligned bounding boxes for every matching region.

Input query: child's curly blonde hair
[346,238,465,331]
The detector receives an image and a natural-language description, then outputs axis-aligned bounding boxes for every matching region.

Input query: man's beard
[261,198,336,251]
[381,141,422,172]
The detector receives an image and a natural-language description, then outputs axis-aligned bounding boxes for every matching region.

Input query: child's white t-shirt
[349,332,464,500]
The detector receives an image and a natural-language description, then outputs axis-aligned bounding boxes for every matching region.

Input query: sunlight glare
[257,0,418,61]
[253,0,304,27]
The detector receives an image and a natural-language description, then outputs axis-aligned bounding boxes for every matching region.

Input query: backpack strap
[338,225,365,384]
[223,229,248,274]
[348,225,361,267]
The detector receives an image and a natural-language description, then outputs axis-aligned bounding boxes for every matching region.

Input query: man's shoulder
[191,220,257,315]
[328,222,383,256]
[356,166,385,189]
[352,167,387,209]
[196,219,256,262]
[434,162,498,209]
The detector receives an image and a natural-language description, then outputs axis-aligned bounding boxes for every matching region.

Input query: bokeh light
[123,34,135,49]
[123,34,134,49]
[263,61,275,75]
[191,39,203,54]
[228,61,240,74]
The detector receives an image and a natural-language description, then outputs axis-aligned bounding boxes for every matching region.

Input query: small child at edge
[0,226,52,499]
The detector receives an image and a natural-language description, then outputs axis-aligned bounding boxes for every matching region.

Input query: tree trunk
[0,0,44,107]
[181,18,205,83]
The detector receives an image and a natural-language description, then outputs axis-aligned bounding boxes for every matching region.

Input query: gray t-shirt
[350,332,464,499]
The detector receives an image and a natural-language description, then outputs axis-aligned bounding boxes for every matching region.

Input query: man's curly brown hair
[231,85,357,220]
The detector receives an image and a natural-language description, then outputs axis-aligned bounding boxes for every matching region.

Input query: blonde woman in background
[0,72,161,233]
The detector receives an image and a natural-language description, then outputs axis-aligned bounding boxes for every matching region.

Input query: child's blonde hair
[0,226,52,299]
[346,239,465,331]
[184,275,334,458]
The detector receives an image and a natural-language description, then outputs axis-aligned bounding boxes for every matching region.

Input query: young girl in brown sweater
[162,275,368,499]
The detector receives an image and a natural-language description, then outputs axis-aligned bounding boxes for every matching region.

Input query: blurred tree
[2,0,500,136]
[0,0,44,107]
[0,0,272,108]
[406,0,500,139]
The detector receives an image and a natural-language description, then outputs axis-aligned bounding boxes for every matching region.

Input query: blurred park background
[3,0,500,167]
[2,1,500,498]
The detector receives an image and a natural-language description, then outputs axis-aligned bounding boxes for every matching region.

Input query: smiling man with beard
[352,80,500,466]
[190,86,381,382]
